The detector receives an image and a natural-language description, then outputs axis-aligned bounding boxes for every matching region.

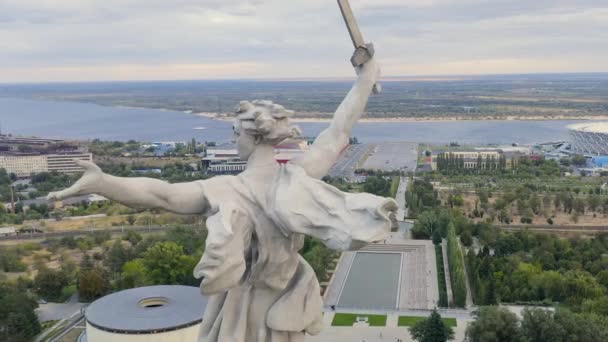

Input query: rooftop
[85,285,207,334]
[568,122,608,134]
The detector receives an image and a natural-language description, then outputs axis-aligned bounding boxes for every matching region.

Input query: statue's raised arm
[292,58,380,179]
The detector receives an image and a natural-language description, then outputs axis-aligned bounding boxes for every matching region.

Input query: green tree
[123,230,143,245]
[460,230,473,247]
[553,309,608,342]
[447,222,467,307]
[0,283,41,342]
[302,243,334,281]
[126,215,136,226]
[120,259,149,289]
[78,268,109,301]
[105,239,132,274]
[520,308,564,342]
[465,306,521,342]
[142,242,198,285]
[571,154,587,166]
[412,210,442,239]
[165,226,207,255]
[34,268,69,302]
[409,310,454,342]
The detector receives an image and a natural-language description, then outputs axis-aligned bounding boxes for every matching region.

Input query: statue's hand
[47,160,104,201]
[356,57,381,86]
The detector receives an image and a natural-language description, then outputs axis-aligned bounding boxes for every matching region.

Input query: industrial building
[568,122,608,156]
[81,285,207,342]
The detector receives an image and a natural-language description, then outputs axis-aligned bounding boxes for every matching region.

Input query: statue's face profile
[233,123,257,160]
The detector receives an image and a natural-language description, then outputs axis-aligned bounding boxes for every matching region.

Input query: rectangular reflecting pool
[337,252,402,309]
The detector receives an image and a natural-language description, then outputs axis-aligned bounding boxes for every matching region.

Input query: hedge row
[435,244,449,307]
[447,222,467,307]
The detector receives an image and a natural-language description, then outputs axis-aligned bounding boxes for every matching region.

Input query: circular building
[82,285,207,342]
[568,122,608,156]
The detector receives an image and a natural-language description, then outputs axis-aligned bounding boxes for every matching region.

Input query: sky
[0,0,607,82]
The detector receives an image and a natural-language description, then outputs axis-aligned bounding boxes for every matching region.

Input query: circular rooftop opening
[138,297,169,309]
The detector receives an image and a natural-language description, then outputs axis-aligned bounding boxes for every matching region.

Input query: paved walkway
[441,239,454,306]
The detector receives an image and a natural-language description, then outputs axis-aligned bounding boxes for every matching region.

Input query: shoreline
[22,97,608,124]
[194,111,608,124]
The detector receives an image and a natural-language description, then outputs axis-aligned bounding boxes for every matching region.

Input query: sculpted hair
[234,100,301,145]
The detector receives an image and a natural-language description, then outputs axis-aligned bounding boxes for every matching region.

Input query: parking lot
[362,142,418,172]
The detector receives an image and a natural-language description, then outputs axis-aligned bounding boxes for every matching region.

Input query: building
[147,142,183,156]
[82,285,207,342]
[202,139,310,174]
[274,138,309,163]
[0,226,16,237]
[568,122,608,156]
[0,135,67,151]
[0,152,92,177]
[0,154,47,176]
[430,148,532,171]
[432,150,504,171]
[592,156,608,168]
[202,145,247,174]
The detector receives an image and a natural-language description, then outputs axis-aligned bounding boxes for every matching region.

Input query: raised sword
[337,0,381,93]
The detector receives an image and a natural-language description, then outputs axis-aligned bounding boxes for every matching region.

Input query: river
[0,97,595,145]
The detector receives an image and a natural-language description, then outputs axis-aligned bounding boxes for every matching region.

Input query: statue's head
[233,100,301,160]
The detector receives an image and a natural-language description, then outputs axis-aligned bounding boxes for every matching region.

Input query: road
[35,294,86,323]
[395,177,408,220]
[0,225,200,243]
[499,224,608,235]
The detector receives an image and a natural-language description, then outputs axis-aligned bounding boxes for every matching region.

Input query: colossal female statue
[48,58,396,342]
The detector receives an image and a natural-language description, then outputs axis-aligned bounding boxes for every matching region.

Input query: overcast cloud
[0,0,606,82]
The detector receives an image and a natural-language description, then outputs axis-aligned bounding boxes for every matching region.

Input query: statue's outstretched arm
[292,58,380,179]
[47,160,207,215]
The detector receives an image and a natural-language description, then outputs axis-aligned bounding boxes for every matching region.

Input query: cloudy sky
[1,0,607,83]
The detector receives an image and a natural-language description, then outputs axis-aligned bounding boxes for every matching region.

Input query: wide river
[0,97,596,145]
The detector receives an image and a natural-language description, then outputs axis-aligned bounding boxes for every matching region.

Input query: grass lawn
[331,313,387,327]
[398,316,457,327]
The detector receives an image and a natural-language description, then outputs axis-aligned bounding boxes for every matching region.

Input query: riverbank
[195,111,608,123]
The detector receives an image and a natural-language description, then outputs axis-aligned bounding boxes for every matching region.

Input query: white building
[82,285,207,342]
[0,153,92,177]
[0,155,47,176]
[202,146,247,174]
[202,139,309,175]
[0,226,16,237]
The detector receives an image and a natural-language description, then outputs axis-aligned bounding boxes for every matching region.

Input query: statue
[48,3,396,341]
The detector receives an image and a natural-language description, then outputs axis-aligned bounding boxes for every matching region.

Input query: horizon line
[1,70,607,86]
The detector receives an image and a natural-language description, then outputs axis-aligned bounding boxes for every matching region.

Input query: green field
[331,313,387,327]
[398,316,457,327]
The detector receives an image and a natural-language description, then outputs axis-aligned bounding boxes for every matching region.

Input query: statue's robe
[195,162,396,342]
